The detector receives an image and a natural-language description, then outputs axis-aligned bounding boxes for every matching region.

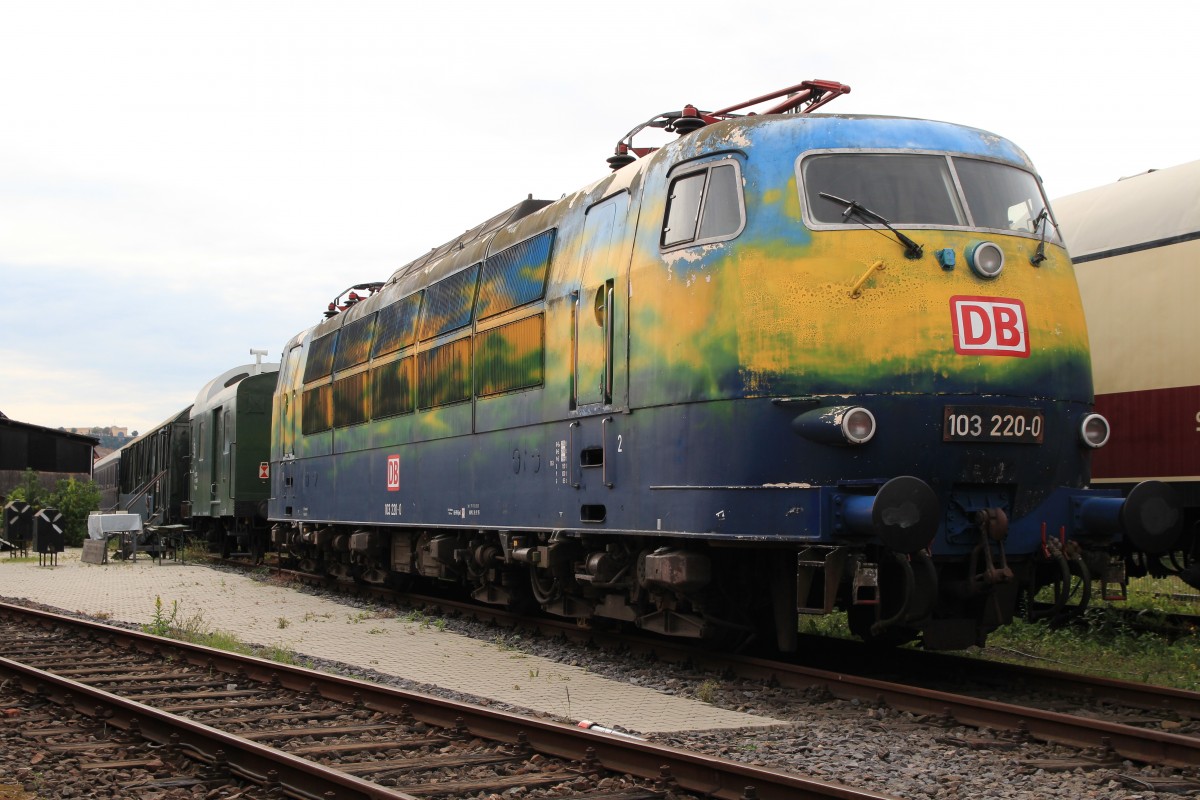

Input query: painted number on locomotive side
[943,406,1044,444]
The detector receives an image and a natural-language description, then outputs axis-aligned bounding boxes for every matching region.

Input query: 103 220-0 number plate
[943,406,1044,444]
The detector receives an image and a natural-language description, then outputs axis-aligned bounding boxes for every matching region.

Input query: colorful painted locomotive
[267,82,1181,650]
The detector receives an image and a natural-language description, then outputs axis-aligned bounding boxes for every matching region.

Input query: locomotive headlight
[1080,413,1110,448]
[842,407,877,445]
[791,405,876,446]
[965,240,1005,279]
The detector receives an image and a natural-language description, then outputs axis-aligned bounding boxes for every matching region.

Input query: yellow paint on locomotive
[627,226,1090,401]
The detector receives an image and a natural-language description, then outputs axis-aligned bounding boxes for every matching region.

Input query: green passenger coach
[188,360,280,558]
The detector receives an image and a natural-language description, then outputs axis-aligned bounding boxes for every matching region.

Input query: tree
[49,477,101,547]
[6,468,45,508]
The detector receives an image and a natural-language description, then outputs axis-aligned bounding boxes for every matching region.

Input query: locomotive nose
[840,476,940,554]
[1078,480,1183,554]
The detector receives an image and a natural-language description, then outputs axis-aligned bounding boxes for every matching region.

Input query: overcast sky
[1,0,1194,436]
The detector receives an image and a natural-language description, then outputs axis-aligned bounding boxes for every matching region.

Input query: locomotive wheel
[847,605,918,647]
[846,553,924,647]
[529,566,559,605]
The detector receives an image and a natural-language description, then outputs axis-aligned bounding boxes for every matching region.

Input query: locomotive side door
[277,344,302,459]
[572,192,631,410]
[274,344,303,512]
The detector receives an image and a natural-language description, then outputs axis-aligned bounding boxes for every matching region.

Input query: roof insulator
[606,143,636,171]
[672,104,707,134]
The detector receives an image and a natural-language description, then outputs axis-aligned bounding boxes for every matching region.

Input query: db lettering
[386,455,400,491]
[950,296,1030,358]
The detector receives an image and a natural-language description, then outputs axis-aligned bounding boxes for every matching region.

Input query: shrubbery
[5,468,101,547]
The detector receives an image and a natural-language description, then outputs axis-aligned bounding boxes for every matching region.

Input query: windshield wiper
[1029,207,1055,266]
[818,192,924,260]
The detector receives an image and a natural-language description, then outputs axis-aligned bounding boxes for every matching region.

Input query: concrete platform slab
[0,549,784,734]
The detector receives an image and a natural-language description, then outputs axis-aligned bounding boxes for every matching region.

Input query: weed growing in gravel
[143,596,180,637]
[26,771,45,792]
[141,596,251,655]
[201,630,252,654]
[277,616,290,629]
[695,679,720,704]
[256,643,305,666]
[492,635,515,651]
[180,542,210,562]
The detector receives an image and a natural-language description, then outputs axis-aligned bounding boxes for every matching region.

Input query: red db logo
[950,296,1029,357]
[386,455,400,491]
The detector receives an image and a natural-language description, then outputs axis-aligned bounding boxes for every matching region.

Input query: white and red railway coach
[1053,160,1200,560]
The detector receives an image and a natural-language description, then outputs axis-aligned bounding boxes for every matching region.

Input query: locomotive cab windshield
[801,151,1063,243]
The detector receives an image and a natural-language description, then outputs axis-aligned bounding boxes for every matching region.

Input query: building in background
[0,412,99,499]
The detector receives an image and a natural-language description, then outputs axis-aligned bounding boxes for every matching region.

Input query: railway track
[0,671,272,800]
[0,600,892,800]
[250,561,1200,769]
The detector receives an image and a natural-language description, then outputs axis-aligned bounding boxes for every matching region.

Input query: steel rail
[0,600,895,800]
[0,654,418,800]
[246,564,1200,765]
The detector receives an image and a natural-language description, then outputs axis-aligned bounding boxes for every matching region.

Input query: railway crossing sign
[4,500,32,540]
[35,507,63,534]
[32,507,65,564]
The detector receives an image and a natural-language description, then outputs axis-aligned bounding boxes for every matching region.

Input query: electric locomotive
[268,81,1181,650]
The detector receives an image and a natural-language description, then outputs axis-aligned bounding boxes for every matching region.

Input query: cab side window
[661,161,744,249]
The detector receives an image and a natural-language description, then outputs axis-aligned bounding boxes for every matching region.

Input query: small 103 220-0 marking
[944,405,1044,444]
[950,295,1029,357]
